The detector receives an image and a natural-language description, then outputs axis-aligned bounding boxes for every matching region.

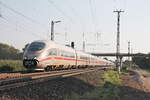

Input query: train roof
[30,40,105,59]
[32,40,75,52]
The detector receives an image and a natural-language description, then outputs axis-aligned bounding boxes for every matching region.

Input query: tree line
[0,43,23,60]
[132,53,150,69]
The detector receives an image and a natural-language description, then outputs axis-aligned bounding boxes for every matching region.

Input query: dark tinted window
[28,42,45,51]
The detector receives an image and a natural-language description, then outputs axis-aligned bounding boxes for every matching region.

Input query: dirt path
[119,70,150,100]
[136,70,150,92]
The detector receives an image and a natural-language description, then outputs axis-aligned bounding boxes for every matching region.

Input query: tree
[0,43,22,60]
[132,53,150,69]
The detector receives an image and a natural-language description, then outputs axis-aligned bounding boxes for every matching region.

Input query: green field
[0,60,26,72]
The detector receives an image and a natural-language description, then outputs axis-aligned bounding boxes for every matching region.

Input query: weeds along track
[0,67,104,91]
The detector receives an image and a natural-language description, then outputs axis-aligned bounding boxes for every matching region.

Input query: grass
[64,70,122,100]
[0,60,26,72]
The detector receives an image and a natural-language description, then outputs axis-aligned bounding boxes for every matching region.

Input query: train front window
[28,42,45,51]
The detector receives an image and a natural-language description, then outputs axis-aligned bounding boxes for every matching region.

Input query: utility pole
[51,20,61,41]
[128,41,130,60]
[113,10,124,73]
[83,33,85,52]
[51,21,54,41]
[128,41,131,67]
[0,7,2,18]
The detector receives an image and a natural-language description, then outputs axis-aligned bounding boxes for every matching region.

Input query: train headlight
[23,59,37,68]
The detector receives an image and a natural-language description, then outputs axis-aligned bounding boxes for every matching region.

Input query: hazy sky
[0,0,150,54]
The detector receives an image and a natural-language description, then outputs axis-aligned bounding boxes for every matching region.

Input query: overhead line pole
[83,33,85,52]
[51,21,54,41]
[128,41,131,67]
[128,41,130,60]
[113,10,124,73]
[51,20,61,41]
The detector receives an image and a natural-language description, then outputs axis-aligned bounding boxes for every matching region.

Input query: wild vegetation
[132,53,150,70]
[0,60,25,72]
[0,43,25,72]
[0,43,23,60]
[65,70,122,100]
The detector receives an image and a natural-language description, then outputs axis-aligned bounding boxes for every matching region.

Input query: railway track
[0,67,105,91]
[0,69,82,80]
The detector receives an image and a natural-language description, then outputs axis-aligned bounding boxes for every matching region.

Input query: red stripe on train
[40,57,103,64]
[39,57,52,62]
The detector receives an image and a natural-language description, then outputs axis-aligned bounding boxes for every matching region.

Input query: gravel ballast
[0,70,104,100]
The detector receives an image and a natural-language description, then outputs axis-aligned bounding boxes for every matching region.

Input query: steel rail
[0,67,104,91]
[0,68,80,80]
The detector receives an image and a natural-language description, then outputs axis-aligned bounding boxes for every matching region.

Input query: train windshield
[28,42,46,51]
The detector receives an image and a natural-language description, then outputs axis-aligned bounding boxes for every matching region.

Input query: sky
[0,0,150,54]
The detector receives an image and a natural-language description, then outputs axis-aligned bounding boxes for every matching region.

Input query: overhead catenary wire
[47,0,74,24]
[89,0,97,33]
[47,0,83,45]
[113,0,127,10]
[61,0,87,48]
[0,16,45,39]
[0,1,47,30]
[0,1,47,39]
[89,0,101,51]
[62,0,85,32]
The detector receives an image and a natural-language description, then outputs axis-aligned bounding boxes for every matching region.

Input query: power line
[47,0,74,24]
[0,1,47,29]
[113,0,127,10]
[0,1,48,39]
[62,0,85,32]
[0,17,45,39]
[89,0,97,32]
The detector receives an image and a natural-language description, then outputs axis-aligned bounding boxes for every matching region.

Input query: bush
[122,66,128,71]
[0,60,25,72]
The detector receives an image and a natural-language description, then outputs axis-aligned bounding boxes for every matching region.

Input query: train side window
[91,57,95,61]
[60,50,75,58]
[57,49,60,56]
[48,48,57,56]
[87,57,90,61]
[68,52,75,58]
[80,55,87,60]
[60,50,64,56]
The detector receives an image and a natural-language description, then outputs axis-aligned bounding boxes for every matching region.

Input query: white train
[23,40,113,71]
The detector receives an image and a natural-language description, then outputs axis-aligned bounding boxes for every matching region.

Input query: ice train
[23,40,113,71]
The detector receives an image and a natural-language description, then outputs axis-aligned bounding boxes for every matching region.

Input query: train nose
[23,59,38,68]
